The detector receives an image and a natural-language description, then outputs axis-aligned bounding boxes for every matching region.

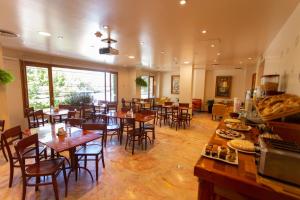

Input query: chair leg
[35,176,40,191]
[96,155,99,182]
[22,179,27,200]
[132,136,135,155]
[1,138,8,162]
[52,175,59,200]
[101,150,105,168]
[84,155,87,168]
[125,134,129,150]
[62,163,68,197]
[9,162,14,187]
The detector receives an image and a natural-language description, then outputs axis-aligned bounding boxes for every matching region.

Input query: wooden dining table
[35,123,103,180]
[43,109,69,123]
[106,111,155,144]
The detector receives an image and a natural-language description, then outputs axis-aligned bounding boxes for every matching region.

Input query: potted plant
[207,99,215,113]
[0,69,14,85]
[135,76,147,87]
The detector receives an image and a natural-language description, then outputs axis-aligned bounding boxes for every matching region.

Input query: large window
[140,76,154,99]
[22,62,118,110]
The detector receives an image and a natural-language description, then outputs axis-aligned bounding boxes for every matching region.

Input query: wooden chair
[99,114,121,147]
[75,123,106,182]
[80,104,95,121]
[2,126,47,188]
[179,103,191,127]
[140,110,157,142]
[0,119,8,161]
[125,118,146,155]
[25,107,37,128]
[170,107,180,131]
[34,110,48,127]
[156,105,167,127]
[106,102,118,113]
[66,118,84,128]
[14,134,67,200]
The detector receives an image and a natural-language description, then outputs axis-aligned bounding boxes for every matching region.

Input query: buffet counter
[194,121,298,200]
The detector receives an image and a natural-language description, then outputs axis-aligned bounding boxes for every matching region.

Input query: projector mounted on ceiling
[95,28,119,55]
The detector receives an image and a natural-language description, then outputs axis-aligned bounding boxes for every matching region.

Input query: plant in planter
[135,76,147,87]
[0,69,14,85]
[207,99,215,113]
[64,92,93,106]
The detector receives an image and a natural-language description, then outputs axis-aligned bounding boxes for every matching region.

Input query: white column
[179,65,193,104]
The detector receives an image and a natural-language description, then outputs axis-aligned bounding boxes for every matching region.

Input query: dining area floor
[0,113,218,200]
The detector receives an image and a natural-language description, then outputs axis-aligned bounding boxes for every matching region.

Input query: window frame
[140,75,154,99]
[20,61,118,114]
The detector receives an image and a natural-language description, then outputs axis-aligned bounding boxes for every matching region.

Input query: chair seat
[128,128,143,136]
[107,124,120,131]
[13,146,46,159]
[25,158,64,176]
[143,124,154,130]
[75,144,102,155]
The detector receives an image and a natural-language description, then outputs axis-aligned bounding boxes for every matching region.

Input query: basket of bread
[255,94,300,121]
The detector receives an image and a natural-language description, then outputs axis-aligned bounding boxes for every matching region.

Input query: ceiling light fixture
[239,61,243,64]
[128,55,135,59]
[161,51,165,54]
[201,30,207,34]
[57,36,63,39]
[217,52,221,56]
[103,25,109,29]
[214,59,217,62]
[38,31,51,37]
[184,61,190,64]
[211,44,215,48]
[179,0,187,5]
[248,57,252,60]
[140,41,144,45]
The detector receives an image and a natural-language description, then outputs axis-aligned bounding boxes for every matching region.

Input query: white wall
[179,65,193,104]
[264,3,300,96]
[160,70,180,101]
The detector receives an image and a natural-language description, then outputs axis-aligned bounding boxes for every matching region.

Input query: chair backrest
[82,123,106,147]
[34,110,46,126]
[80,105,95,120]
[124,118,136,129]
[164,101,173,106]
[171,106,179,117]
[2,126,23,162]
[0,120,5,132]
[140,110,156,124]
[58,104,70,110]
[67,111,76,118]
[121,107,130,112]
[179,103,189,108]
[67,118,84,128]
[107,103,118,112]
[14,134,39,176]
[25,107,36,128]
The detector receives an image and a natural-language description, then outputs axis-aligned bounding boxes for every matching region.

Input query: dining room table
[43,109,70,123]
[34,123,103,181]
[106,111,155,144]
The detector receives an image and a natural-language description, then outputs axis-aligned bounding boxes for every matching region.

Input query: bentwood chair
[2,126,47,188]
[34,110,48,127]
[170,106,180,131]
[75,123,106,182]
[140,110,157,142]
[14,134,67,200]
[25,107,37,128]
[179,103,191,128]
[99,114,121,147]
[0,119,8,161]
[125,118,146,155]
[80,104,95,121]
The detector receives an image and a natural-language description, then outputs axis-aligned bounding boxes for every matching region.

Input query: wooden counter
[194,121,298,200]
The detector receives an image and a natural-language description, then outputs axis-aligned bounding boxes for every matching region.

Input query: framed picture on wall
[171,75,180,94]
[215,76,232,98]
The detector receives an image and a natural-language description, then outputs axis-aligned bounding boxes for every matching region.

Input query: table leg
[120,119,123,145]
[198,179,214,200]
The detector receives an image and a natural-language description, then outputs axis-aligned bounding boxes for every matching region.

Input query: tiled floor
[0,113,218,200]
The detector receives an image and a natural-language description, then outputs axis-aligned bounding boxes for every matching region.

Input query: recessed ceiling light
[128,55,135,59]
[161,51,165,54]
[201,30,207,34]
[248,57,252,60]
[184,61,190,64]
[103,25,109,29]
[90,45,95,48]
[140,41,144,45]
[239,61,243,64]
[57,36,63,39]
[179,0,187,5]
[217,52,221,56]
[210,44,215,48]
[214,59,217,62]
[38,31,51,37]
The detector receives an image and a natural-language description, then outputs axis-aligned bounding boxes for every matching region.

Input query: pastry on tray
[216,128,244,139]
[229,139,255,152]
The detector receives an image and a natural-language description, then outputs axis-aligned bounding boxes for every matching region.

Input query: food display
[226,123,252,131]
[255,94,300,121]
[227,139,255,154]
[202,144,238,165]
[216,129,245,140]
[224,118,241,124]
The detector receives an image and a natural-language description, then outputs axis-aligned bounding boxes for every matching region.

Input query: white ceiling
[0,0,299,71]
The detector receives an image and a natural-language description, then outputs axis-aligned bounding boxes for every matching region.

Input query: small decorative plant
[135,76,147,87]
[64,92,93,106]
[0,69,14,84]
